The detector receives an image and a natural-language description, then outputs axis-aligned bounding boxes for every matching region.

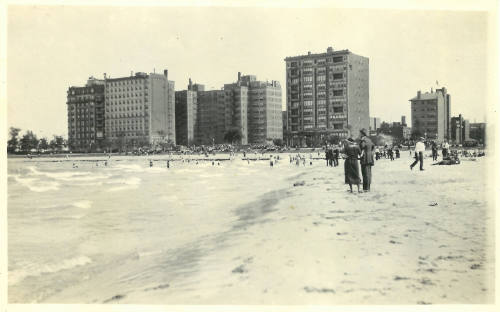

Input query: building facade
[469,122,486,145]
[450,114,471,145]
[195,73,282,146]
[196,90,228,145]
[67,77,105,152]
[282,111,288,140]
[175,80,202,146]
[284,47,369,147]
[391,122,411,141]
[370,117,381,132]
[104,70,175,150]
[225,74,282,145]
[409,87,450,143]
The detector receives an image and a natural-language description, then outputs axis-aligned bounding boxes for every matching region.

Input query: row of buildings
[67,71,282,151]
[409,88,485,145]
[67,46,486,151]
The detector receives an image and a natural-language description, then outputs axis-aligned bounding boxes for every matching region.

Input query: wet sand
[38,153,494,305]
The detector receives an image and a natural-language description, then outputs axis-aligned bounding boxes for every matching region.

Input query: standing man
[333,145,340,167]
[431,141,438,161]
[442,140,450,158]
[325,146,331,166]
[359,128,375,192]
[410,137,426,171]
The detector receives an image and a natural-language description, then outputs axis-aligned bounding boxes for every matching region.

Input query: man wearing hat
[410,137,426,171]
[359,128,375,191]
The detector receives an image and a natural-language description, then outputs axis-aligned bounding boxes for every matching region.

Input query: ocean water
[7,154,314,303]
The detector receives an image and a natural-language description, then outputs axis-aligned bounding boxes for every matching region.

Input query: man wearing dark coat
[333,146,340,167]
[359,128,375,191]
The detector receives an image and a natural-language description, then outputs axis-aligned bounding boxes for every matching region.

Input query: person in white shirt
[410,137,426,171]
[442,141,450,158]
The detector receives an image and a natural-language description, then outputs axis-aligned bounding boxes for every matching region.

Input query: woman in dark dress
[342,138,362,193]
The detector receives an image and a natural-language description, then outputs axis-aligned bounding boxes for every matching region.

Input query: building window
[333,56,343,63]
[333,73,343,80]
[300,76,311,83]
[333,89,344,96]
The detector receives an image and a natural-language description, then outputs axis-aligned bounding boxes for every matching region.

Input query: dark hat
[347,137,355,143]
[359,128,368,136]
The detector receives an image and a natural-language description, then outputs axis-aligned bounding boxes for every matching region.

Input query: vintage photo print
[2,1,498,312]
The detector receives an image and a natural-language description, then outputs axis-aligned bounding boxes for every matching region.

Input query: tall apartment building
[284,47,369,146]
[282,111,288,138]
[197,90,228,145]
[104,70,175,149]
[450,114,471,144]
[196,73,282,146]
[67,77,105,152]
[223,79,249,145]
[175,79,203,146]
[370,117,381,131]
[409,87,450,142]
[225,73,282,144]
[470,122,486,145]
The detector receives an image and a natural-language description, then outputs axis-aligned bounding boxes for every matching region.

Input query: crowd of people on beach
[45,126,486,196]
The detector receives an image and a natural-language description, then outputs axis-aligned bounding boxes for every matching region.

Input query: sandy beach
[7,152,495,305]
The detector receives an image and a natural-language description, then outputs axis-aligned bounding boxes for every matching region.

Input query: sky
[6,5,493,138]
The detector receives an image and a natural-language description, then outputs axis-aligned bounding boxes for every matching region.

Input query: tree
[7,127,21,153]
[224,128,242,144]
[377,122,392,135]
[325,135,340,145]
[50,135,65,152]
[39,137,49,151]
[411,128,423,140]
[272,138,284,147]
[19,130,39,153]
[116,132,126,153]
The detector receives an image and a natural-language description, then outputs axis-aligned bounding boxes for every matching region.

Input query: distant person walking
[410,137,425,171]
[333,146,340,167]
[388,147,394,161]
[431,141,438,161]
[343,138,362,193]
[325,146,332,166]
[359,129,374,192]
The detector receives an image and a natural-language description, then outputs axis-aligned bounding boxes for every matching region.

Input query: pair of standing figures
[343,129,374,193]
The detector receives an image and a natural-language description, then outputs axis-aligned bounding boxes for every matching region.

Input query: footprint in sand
[304,286,336,294]
[232,264,248,274]
[103,294,126,303]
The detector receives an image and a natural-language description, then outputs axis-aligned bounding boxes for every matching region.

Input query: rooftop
[409,92,439,101]
[284,47,351,61]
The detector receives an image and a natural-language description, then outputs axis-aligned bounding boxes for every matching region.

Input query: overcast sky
[7,5,491,138]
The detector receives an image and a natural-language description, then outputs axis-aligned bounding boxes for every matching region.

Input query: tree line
[7,127,67,154]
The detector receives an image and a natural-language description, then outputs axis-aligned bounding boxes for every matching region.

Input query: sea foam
[9,255,92,285]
